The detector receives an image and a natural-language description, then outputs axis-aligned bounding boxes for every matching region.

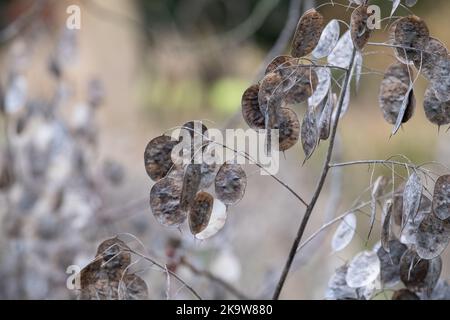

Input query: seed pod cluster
[145,122,247,238]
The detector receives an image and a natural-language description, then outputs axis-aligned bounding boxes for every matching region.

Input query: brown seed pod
[181,120,208,140]
[350,5,372,50]
[423,86,450,127]
[95,237,131,273]
[284,67,318,105]
[189,191,214,235]
[277,108,300,151]
[144,135,178,181]
[291,9,325,58]
[180,164,202,212]
[379,62,415,125]
[265,55,296,77]
[433,175,450,220]
[413,37,448,80]
[150,177,186,227]
[215,163,247,206]
[180,120,209,153]
[242,84,265,129]
[377,240,407,288]
[415,213,450,259]
[399,249,441,292]
[258,72,284,114]
[119,274,149,300]
[392,289,420,300]
[392,15,430,63]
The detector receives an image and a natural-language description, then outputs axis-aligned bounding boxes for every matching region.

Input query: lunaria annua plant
[140,0,450,300]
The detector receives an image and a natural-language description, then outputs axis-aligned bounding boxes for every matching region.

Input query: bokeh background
[0,0,449,299]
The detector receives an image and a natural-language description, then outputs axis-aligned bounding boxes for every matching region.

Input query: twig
[180,258,250,300]
[271,47,358,300]
[127,248,202,300]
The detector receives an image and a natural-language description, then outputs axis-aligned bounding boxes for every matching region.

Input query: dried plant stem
[180,258,250,300]
[127,249,202,300]
[272,48,358,300]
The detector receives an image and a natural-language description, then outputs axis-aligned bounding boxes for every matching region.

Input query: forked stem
[272,48,358,300]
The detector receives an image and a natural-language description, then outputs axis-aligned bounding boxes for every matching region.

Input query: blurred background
[0,0,449,299]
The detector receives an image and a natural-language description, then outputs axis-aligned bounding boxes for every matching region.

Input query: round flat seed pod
[277,108,300,151]
[400,195,431,245]
[415,214,450,260]
[195,198,227,240]
[95,237,131,272]
[242,84,265,129]
[423,86,450,127]
[429,57,450,102]
[265,55,296,77]
[433,175,450,220]
[119,274,149,300]
[400,249,428,291]
[351,5,372,50]
[392,15,429,63]
[215,163,247,206]
[379,62,415,125]
[312,19,340,59]
[346,250,380,289]
[413,37,448,80]
[285,67,318,105]
[392,289,420,300]
[180,120,209,153]
[291,9,325,58]
[199,159,217,189]
[181,120,208,140]
[325,265,358,300]
[180,164,202,212]
[150,177,186,227]
[377,240,407,288]
[189,191,214,235]
[258,72,284,114]
[144,135,178,181]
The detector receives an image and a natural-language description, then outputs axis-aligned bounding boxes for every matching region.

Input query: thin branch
[180,258,250,300]
[271,47,358,300]
[127,249,202,300]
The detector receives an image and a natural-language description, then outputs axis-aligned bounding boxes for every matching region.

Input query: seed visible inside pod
[291,9,325,58]
[392,15,429,63]
[242,84,265,129]
[144,135,178,181]
[301,106,318,161]
[433,175,450,220]
[215,163,247,206]
[265,55,296,77]
[119,274,149,300]
[379,62,415,125]
[150,177,186,227]
[277,108,300,151]
[258,72,284,114]
[423,86,450,127]
[189,191,214,235]
[351,5,372,50]
[284,67,318,106]
[180,164,202,212]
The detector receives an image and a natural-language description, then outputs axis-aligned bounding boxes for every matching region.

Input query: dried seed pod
[377,240,407,288]
[308,67,331,107]
[195,198,227,240]
[181,120,208,140]
[423,86,450,127]
[331,213,357,252]
[215,163,247,206]
[199,158,217,189]
[413,37,448,80]
[379,62,415,126]
[400,195,431,245]
[318,92,334,141]
[95,237,131,273]
[351,5,372,50]
[429,57,450,102]
[265,55,296,77]
[346,250,380,288]
[433,175,450,220]
[144,135,178,181]
[368,176,388,240]
[180,120,209,153]
[258,72,284,114]
[400,249,442,292]
[277,108,300,151]
[180,164,202,212]
[392,289,420,300]
[312,19,340,59]
[189,191,214,235]
[291,9,325,58]
[301,106,318,161]
[402,172,422,228]
[415,214,450,260]
[284,67,318,105]
[242,84,265,129]
[325,265,358,300]
[328,31,354,69]
[381,200,392,252]
[392,183,404,226]
[119,274,149,300]
[150,177,186,227]
[392,15,429,63]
